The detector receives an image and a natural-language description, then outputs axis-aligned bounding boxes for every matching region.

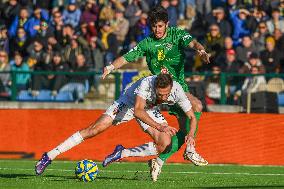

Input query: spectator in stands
[78,22,97,43]
[10,52,30,90]
[47,36,62,53]
[274,28,284,51]
[253,21,270,52]
[62,0,81,29]
[60,54,89,102]
[204,24,224,66]
[221,49,242,97]
[49,52,70,96]
[0,25,9,54]
[273,29,284,72]
[31,52,68,97]
[134,13,151,42]
[27,39,47,70]
[225,0,241,14]
[112,9,130,47]
[62,35,89,70]
[161,0,178,26]
[51,10,64,40]
[1,0,21,27]
[196,0,211,16]
[80,0,99,29]
[8,7,30,38]
[206,7,232,37]
[236,35,257,64]
[58,24,75,47]
[205,65,226,104]
[9,27,30,58]
[99,0,125,22]
[239,52,265,74]
[125,0,149,28]
[89,36,105,95]
[0,50,11,93]
[26,8,49,37]
[36,21,54,44]
[280,0,284,17]
[98,20,118,65]
[214,36,235,64]
[266,8,284,34]
[230,8,252,46]
[234,65,266,102]
[187,73,207,111]
[260,36,281,73]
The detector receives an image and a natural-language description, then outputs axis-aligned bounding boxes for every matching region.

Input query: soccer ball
[75,159,99,182]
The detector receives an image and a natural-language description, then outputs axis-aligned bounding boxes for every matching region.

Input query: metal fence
[0,71,284,106]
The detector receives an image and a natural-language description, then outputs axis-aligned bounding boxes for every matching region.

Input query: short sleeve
[135,78,151,100]
[123,39,147,62]
[176,28,194,48]
[174,82,192,113]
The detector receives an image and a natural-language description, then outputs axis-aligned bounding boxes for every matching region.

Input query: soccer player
[35,74,196,176]
[102,6,209,181]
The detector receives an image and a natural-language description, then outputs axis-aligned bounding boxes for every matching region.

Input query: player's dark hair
[148,6,168,26]
[155,74,173,89]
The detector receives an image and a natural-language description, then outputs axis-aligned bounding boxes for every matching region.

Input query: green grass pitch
[0,159,284,189]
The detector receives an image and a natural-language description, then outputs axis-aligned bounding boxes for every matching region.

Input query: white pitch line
[0,167,284,176]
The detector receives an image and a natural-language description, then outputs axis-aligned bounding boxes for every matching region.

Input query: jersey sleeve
[123,39,147,62]
[135,77,151,100]
[174,82,192,113]
[176,28,194,48]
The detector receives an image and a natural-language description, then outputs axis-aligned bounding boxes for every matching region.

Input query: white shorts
[104,99,167,131]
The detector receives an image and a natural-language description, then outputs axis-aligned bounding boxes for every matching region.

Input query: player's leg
[157,93,206,165]
[35,114,114,175]
[35,100,129,175]
[102,109,171,168]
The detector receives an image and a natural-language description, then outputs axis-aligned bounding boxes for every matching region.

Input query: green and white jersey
[123,27,194,91]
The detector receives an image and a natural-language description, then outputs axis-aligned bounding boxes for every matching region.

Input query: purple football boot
[102,145,125,167]
[35,153,52,175]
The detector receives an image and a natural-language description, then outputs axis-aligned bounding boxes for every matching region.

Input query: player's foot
[35,153,52,175]
[148,158,162,182]
[102,145,125,167]
[183,150,208,166]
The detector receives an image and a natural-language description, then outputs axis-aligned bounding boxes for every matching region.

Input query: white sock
[186,144,196,153]
[156,157,164,166]
[121,142,158,158]
[47,131,84,160]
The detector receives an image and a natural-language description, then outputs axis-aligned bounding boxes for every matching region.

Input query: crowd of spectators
[0,0,283,103]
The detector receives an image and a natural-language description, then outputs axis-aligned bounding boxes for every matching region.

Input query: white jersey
[120,75,192,113]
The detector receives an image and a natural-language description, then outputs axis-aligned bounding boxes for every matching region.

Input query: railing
[1,71,284,106]
[0,71,122,102]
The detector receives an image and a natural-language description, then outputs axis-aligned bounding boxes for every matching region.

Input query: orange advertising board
[0,110,283,165]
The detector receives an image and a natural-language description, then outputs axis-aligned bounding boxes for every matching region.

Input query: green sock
[158,112,202,162]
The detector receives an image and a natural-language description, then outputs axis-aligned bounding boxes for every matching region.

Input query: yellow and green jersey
[123,27,194,92]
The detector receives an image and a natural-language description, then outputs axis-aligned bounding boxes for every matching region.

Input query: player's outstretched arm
[102,56,129,79]
[189,39,210,64]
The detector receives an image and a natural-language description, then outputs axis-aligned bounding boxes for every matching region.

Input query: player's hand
[185,134,195,146]
[102,64,115,79]
[197,50,210,64]
[158,125,177,136]
[102,67,110,79]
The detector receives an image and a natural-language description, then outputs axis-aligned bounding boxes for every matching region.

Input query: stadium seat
[278,93,284,106]
[36,90,52,101]
[54,91,74,102]
[17,90,34,101]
